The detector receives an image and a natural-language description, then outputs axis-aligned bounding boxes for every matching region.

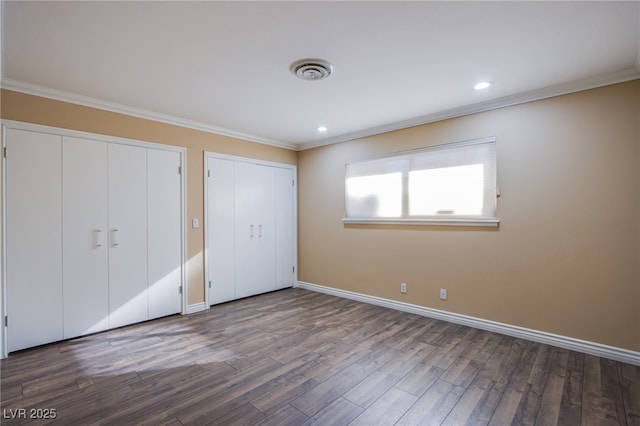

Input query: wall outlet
[400,282,407,294]
[439,288,447,300]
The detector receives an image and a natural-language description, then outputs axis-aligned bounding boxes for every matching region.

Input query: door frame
[203,152,298,308]
[1,120,188,358]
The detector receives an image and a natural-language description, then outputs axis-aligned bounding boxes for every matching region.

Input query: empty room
[1,1,639,425]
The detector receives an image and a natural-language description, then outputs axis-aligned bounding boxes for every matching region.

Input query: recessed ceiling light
[474,81,492,90]
[317,126,328,132]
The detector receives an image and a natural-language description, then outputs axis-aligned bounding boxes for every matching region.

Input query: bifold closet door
[62,137,109,339]
[207,157,236,305]
[108,144,148,329]
[275,167,295,289]
[147,148,182,319]
[234,162,276,299]
[206,157,296,306]
[6,129,63,352]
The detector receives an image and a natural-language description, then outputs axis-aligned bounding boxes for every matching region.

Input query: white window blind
[344,137,498,226]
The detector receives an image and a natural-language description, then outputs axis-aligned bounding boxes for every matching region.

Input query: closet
[206,154,296,306]
[4,125,184,353]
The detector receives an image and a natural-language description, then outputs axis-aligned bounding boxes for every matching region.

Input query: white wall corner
[296,281,640,367]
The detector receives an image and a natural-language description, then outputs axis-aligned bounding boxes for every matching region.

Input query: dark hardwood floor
[1,288,639,425]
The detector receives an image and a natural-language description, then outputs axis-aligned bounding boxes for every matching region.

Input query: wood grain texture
[1,288,638,425]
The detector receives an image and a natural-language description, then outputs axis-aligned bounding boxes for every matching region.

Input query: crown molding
[0,78,297,151]
[3,68,639,153]
[298,67,640,151]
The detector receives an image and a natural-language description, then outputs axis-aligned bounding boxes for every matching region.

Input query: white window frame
[343,136,499,227]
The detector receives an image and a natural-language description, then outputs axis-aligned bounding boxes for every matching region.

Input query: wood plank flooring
[1,288,639,425]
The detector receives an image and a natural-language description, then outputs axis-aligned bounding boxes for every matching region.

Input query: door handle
[250,224,254,239]
[93,229,103,248]
[111,228,119,246]
[258,224,263,238]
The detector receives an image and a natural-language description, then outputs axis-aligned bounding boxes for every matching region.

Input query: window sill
[342,218,500,227]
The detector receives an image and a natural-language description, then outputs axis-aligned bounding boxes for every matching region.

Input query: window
[344,137,498,226]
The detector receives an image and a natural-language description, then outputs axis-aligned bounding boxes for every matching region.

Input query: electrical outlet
[440,288,447,300]
[400,282,407,294]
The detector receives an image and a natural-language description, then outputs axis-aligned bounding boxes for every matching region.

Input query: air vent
[290,58,334,81]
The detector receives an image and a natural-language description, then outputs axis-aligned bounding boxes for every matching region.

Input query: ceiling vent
[290,58,334,81]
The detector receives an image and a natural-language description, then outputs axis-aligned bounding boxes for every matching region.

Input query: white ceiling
[2,1,639,150]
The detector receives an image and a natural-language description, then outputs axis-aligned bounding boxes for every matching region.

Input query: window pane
[409,164,484,216]
[344,137,497,224]
[346,172,402,218]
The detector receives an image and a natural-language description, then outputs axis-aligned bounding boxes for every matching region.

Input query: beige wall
[0,89,297,306]
[2,81,639,352]
[298,80,640,351]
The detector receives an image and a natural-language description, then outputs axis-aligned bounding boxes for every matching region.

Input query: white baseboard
[296,281,640,366]
[186,302,207,315]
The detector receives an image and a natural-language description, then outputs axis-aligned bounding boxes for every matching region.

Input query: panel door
[62,137,109,338]
[234,162,276,299]
[147,149,182,319]
[6,129,64,352]
[207,157,236,305]
[108,143,148,328]
[275,167,295,289]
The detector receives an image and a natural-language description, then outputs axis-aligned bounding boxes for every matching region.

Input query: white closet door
[234,162,276,299]
[62,137,109,338]
[6,129,63,352]
[207,157,236,305]
[147,149,182,319]
[275,167,295,289]
[108,144,148,328]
